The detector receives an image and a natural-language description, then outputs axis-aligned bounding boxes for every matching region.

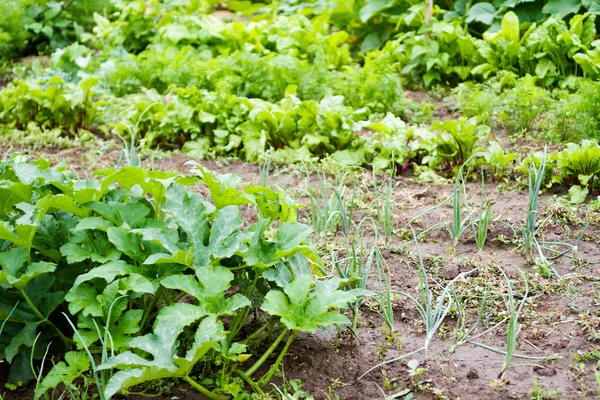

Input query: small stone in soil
[533,366,557,376]
[466,368,479,379]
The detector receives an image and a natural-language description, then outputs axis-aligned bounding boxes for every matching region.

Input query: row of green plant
[455,75,600,142]
[49,6,407,114]
[0,0,115,60]
[0,155,369,398]
[81,1,600,95]
[2,76,599,203]
[3,0,597,62]
[384,11,600,87]
[240,0,600,52]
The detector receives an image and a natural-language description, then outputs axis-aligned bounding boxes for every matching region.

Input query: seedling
[333,218,378,333]
[115,101,160,168]
[470,171,495,256]
[522,148,547,265]
[374,246,395,333]
[395,228,477,353]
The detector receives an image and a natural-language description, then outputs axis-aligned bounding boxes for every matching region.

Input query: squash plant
[0,155,363,398]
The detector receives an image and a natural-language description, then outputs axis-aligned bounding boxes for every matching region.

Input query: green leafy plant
[552,140,600,204]
[423,117,490,176]
[0,157,362,399]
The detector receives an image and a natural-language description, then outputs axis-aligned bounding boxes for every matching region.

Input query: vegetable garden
[1,0,600,399]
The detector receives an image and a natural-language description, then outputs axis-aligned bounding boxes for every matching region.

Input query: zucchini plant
[0,156,364,398]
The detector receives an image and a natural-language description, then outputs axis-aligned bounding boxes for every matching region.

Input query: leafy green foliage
[552,140,600,203]
[0,156,361,399]
[423,117,490,175]
[261,276,356,333]
[35,351,90,399]
[0,0,114,60]
[383,11,600,87]
[0,76,100,133]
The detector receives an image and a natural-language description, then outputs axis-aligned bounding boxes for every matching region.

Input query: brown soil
[1,143,600,400]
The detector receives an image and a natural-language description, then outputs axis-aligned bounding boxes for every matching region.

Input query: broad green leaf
[100,304,225,398]
[144,249,194,267]
[84,201,150,227]
[163,185,248,267]
[542,0,582,19]
[5,322,40,363]
[132,228,180,254]
[261,276,356,333]
[359,0,395,22]
[163,184,214,267]
[60,236,122,264]
[73,217,112,232]
[65,285,103,317]
[0,181,32,216]
[568,185,588,204]
[192,164,253,209]
[0,248,56,290]
[535,58,557,79]
[207,205,251,259]
[72,260,133,287]
[107,227,159,264]
[466,3,497,25]
[161,266,250,314]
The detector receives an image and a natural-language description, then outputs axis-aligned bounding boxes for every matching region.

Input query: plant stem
[183,376,228,400]
[228,275,259,341]
[244,328,288,377]
[259,331,296,387]
[19,289,72,349]
[242,318,273,344]
[140,287,163,331]
[235,369,265,395]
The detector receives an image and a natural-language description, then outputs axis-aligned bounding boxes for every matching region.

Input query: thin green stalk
[245,328,288,377]
[358,346,426,380]
[468,341,550,361]
[258,331,296,387]
[395,227,477,353]
[235,369,265,395]
[140,287,163,331]
[384,166,394,241]
[471,170,494,255]
[19,289,71,349]
[242,318,274,345]
[498,266,529,379]
[374,247,394,332]
[62,313,106,400]
[183,376,229,400]
[228,275,260,341]
[523,148,546,264]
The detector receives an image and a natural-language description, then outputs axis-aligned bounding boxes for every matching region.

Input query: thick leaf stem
[140,287,163,331]
[19,288,71,349]
[235,368,265,395]
[242,318,273,345]
[258,331,296,387]
[244,328,288,377]
[183,376,228,400]
[228,275,259,341]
